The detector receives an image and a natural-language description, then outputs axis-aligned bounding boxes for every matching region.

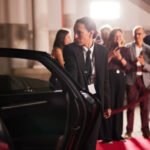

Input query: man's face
[101,29,111,41]
[134,28,145,43]
[74,22,92,46]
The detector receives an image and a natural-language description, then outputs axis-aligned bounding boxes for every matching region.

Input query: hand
[137,55,145,66]
[108,47,121,62]
[104,108,111,119]
[113,49,122,61]
[108,50,115,59]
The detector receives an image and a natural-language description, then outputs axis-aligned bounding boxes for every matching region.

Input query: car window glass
[0,56,68,149]
[0,57,61,94]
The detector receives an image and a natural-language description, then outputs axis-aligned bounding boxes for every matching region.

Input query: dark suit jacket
[63,42,110,110]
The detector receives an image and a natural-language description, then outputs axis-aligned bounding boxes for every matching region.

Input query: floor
[123,106,142,137]
[96,103,150,150]
[97,137,150,150]
[122,104,150,137]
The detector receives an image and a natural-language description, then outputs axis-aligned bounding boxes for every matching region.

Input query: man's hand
[137,55,145,66]
[104,108,111,119]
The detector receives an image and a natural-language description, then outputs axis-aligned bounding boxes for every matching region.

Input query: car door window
[0,57,68,150]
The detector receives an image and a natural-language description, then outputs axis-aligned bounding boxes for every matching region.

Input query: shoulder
[54,48,63,57]
[64,43,83,57]
[64,42,80,53]
[63,43,82,60]
[125,41,135,48]
[94,43,108,53]
[94,43,109,62]
[143,43,150,50]
[52,47,62,57]
[63,43,75,55]
[54,47,62,53]
[120,46,130,51]
[143,43,150,55]
[64,42,79,50]
[120,47,131,57]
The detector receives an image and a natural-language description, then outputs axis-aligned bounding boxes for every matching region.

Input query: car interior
[0,74,68,150]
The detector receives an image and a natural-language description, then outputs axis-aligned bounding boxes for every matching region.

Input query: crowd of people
[50,16,150,150]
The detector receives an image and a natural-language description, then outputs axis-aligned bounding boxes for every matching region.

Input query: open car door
[0,48,101,150]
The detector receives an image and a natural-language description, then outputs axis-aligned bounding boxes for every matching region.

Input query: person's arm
[63,45,78,82]
[143,63,150,72]
[138,54,150,72]
[113,49,127,66]
[55,48,64,67]
[119,57,127,66]
[115,47,135,72]
[123,47,136,72]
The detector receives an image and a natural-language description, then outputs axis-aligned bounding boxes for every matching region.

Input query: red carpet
[0,141,9,150]
[96,137,150,150]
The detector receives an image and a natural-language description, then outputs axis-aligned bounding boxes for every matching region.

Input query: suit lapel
[130,42,136,60]
[142,44,149,62]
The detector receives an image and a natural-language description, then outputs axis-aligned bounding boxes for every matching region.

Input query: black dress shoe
[143,131,150,138]
[124,132,132,139]
[102,139,113,144]
[113,136,125,141]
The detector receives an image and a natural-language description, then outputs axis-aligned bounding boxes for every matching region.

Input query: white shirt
[135,46,143,76]
[135,46,142,57]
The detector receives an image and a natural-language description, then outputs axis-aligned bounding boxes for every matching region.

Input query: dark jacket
[63,42,110,110]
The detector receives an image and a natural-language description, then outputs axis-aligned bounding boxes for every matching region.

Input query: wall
[74,0,150,43]
[1,0,150,50]
[74,0,150,30]
[0,0,150,75]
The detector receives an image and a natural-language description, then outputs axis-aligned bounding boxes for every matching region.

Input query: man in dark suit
[63,17,111,150]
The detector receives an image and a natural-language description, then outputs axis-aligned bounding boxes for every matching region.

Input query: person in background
[144,34,150,46]
[100,24,112,47]
[52,29,72,67]
[95,24,112,46]
[125,26,150,138]
[107,28,132,141]
[143,34,150,124]
[63,16,111,150]
[97,24,112,143]
[50,29,72,89]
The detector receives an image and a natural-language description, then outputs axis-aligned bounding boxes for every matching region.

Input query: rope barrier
[111,91,150,115]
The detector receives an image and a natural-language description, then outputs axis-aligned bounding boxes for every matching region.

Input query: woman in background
[52,29,72,67]
[50,29,72,89]
[108,28,132,141]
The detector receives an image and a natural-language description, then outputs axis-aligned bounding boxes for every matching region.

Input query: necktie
[84,49,92,80]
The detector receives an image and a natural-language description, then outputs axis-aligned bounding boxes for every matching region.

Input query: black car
[0,48,101,150]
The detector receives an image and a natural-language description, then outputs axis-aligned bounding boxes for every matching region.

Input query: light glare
[90,1,120,20]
